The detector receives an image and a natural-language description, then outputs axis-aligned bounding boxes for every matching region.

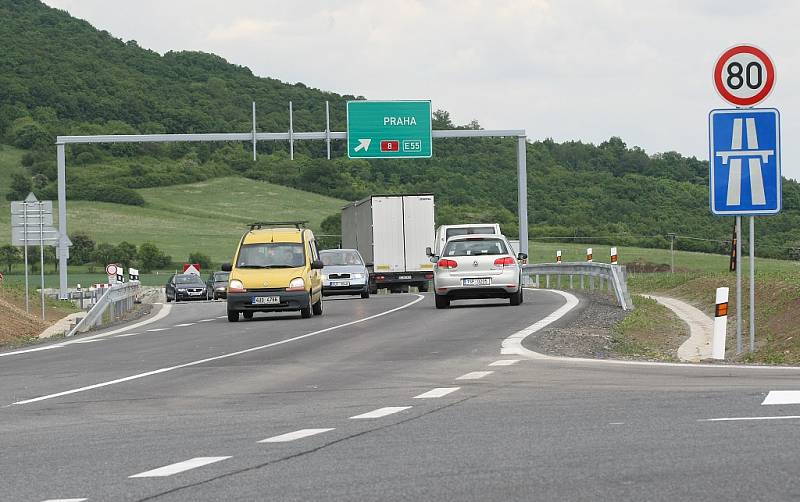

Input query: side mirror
[311,259,324,270]
[221,263,232,272]
[517,253,528,261]
[365,262,374,268]
[425,246,433,257]
[430,256,439,264]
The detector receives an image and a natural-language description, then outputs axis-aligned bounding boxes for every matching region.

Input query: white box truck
[342,194,435,293]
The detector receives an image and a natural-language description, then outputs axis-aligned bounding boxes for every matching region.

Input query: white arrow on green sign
[347,100,432,159]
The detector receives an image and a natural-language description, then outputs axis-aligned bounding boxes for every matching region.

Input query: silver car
[432,234,527,309]
[320,249,371,299]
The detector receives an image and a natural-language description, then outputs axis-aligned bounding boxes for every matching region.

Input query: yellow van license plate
[253,296,280,305]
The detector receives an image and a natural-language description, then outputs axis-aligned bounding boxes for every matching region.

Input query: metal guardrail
[66,282,141,337]
[522,262,634,310]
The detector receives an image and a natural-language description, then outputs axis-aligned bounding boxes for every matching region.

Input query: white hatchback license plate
[330,281,350,287]
[399,275,412,280]
[252,296,280,305]
[462,278,491,286]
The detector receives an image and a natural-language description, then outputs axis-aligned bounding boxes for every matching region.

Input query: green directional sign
[347,100,432,159]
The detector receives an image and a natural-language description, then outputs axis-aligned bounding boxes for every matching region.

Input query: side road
[644,294,713,362]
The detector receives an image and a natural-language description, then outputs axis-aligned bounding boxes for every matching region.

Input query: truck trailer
[341,194,435,293]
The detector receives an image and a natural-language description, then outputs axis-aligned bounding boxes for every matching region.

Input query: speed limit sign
[713,44,775,107]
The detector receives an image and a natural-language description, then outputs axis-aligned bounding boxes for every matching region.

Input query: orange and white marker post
[712,287,729,360]
[586,248,593,262]
[556,250,562,264]
[610,247,618,265]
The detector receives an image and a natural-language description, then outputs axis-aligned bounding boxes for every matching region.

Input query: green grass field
[0,174,347,263]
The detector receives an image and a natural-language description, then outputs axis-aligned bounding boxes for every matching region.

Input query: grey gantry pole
[517,135,529,256]
[252,101,257,161]
[57,143,68,299]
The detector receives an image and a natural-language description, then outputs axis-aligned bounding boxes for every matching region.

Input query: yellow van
[222,222,323,322]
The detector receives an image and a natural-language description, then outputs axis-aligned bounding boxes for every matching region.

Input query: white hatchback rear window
[444,238,507,256]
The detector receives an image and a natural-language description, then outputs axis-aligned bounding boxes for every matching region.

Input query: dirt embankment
[0,296,49,347]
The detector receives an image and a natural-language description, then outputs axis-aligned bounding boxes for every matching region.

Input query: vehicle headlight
[229,279,245,292]
[287,277,305,291]
[351,273,364,279]
[177,288,187,292]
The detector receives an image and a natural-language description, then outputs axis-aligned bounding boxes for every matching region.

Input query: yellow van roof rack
[249,221,308,231]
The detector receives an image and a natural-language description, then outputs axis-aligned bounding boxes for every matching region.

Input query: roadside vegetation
[0,280,78,349]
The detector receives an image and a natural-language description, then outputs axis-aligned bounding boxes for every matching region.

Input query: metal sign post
[710,43,780,355]
[22,201,29,313]
[39,202,45,319]
[54,103,528,298]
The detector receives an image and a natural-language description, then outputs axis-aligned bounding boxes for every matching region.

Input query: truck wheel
[418,282,429,293]
[435,295,450,309]
[510,287,523,306]
[312,297,323,316]
[369,284,378,295]
[227,310,240,322]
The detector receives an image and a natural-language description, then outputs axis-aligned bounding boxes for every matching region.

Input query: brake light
[437,259,458,269]
[494,256,516,267]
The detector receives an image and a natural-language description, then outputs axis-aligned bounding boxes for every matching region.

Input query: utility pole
[667,233,676,273]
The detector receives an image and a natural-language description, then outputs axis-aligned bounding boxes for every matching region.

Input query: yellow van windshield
[237,243,305,268]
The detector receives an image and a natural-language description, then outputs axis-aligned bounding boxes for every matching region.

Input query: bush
[138,243,171,272]
[67,182,145,206]
[187,252,213,271]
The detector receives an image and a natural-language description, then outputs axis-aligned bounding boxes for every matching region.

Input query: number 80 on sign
[713,44,775,107]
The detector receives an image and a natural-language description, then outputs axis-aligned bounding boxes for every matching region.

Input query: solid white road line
[700,415,800,422]
[414,387,460,399]
[11,295,425,406]
[503,289,800,372]
[174,323,195,327]
[350,406,412,419]
[129,457,231,478]
[489,359,520,366]
[258,428,335,443]
[456,371,494,380]
[42,499,88,502]
[0,344,66,357]
[762,391,800,405]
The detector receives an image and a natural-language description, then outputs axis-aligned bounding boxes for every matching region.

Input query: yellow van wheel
[300,293,312,319]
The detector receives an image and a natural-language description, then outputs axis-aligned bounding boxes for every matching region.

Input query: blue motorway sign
[709,108,781,215]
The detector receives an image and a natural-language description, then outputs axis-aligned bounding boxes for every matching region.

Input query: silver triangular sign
[24,192,38,202]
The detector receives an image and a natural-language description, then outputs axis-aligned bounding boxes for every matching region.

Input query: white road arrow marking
[354,138,371,152]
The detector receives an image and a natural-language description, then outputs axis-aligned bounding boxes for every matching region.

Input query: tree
[0,245,21,273]
[138,243,171,272]
[114,241,138,269]
[187,252,213,271]
[6,172,32,201]
[69,232,95,265]
[92,243,116,266]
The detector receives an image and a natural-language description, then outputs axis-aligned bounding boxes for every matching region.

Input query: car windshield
[320,250,363,266]
[213,272,230,281]
[175,275,204,285]
[443,238,508,256]
[237,243,305,268]
[446,227,496,239]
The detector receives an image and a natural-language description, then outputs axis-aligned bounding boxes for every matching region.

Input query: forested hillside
[1,0,799,258]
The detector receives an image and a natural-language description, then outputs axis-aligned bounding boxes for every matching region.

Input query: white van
[428,223,502,257]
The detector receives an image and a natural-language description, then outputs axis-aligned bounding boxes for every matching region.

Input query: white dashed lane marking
[129,456,231,478]
[350,406,412,419]
[455,371,494,380]
[73,340,101,344]
[114,332,140,338]
[258,428,335,443]
[762,391,800,405]
[489,359,519,367]
[197,319,215,323]
[146,328,168,332]
[174,323,195,327]
[41,499,87,502]
[414,387,460,399]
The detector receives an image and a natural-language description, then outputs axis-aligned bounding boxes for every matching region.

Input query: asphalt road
[2,291,800,501]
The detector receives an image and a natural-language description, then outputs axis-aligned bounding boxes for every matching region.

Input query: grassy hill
[0,174,346,263]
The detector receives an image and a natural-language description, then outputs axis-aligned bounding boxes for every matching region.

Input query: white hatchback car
[432,234,527,309]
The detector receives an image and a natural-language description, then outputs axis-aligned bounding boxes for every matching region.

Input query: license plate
[462,278,491,286]
[252,296,280,305]
[188,291,202,295]
[399,275,412,280]
[330,281,350,286]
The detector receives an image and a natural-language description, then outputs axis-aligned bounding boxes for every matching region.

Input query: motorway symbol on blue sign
[709,108,781,215]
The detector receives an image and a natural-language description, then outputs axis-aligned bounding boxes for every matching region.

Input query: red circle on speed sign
[713,44,775,107]
[106,264,118,276]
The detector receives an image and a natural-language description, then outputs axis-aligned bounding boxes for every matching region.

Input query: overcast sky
[44,0,799,180]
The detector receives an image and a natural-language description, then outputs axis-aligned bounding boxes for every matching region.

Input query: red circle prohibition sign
[714,44,775,107]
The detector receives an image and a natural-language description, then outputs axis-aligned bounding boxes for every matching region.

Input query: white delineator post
[586,248,593,262]
[712,287,729,360]
[556,250,562,264]
[610,247,618,265]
